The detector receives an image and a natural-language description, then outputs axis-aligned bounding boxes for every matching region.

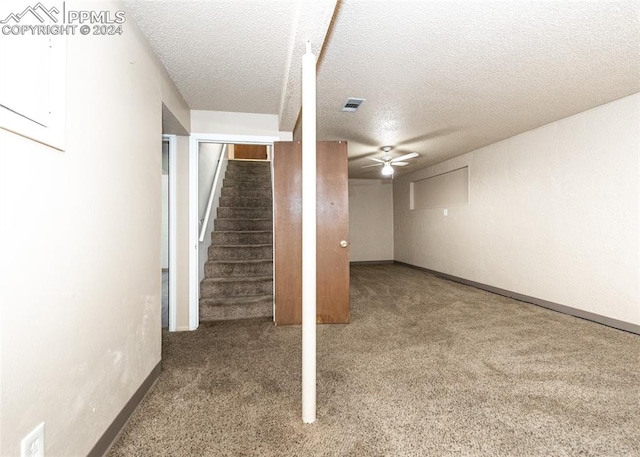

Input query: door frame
[188,133,280,330]
[163,134,178,332]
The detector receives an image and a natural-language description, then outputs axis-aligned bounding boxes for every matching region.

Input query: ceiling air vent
[341,97,365,112]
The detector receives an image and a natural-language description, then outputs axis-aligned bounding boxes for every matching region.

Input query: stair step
[219,196,272,208]
[221,187,272,198]
[227,160,270,167]
[215,218,272,231]
[223,178,272,189]
[200,276,273,297]
[199,295,272,321]
[223,172,271,182]
[208,244,273,261]
[205,259,273,278]
[212,230,272,245]
[224,167,270,176]
[217,207,272,219]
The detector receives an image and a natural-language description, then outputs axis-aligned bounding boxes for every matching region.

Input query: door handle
[340,240,348,248]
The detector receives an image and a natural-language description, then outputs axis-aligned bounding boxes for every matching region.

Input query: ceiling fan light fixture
[381,163,394,176]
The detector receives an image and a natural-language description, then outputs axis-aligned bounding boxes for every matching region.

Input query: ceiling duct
[341,98,365,112]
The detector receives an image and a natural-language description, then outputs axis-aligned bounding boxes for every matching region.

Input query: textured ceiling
[125,0,299,113]
[125,0,640,178]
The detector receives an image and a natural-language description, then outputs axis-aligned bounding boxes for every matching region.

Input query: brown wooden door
[273,141,350,325]
[316,141,350,323]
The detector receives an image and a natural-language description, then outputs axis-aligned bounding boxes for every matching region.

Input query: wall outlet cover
[20,422,44,457]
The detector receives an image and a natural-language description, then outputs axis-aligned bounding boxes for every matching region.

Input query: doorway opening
[162,134,178,331]
[162,138,169,328]
[188,134,279,328]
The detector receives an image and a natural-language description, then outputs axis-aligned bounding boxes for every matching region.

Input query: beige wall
[411,166,469,210]
[394,93,640,326]
[0,1,189,455]
[349,179,394,262]
[174,135,191,331]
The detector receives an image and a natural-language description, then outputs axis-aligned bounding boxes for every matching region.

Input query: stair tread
[212,243,272,248]
[216,217,272,220]
[209,258,272,264]
[214,230,272,234]
[200,295,272,306]
[223,178,270,181]
[221,195,271,198]
[202,275,272,283]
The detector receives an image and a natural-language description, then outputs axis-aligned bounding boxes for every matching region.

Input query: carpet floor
[108,264,640,456]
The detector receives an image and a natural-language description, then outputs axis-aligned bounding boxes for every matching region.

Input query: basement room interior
[0,1,638,456]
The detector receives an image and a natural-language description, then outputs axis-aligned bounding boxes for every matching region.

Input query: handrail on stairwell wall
[199,143,228,243]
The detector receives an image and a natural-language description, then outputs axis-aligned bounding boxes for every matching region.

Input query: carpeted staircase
[199,160,273,321]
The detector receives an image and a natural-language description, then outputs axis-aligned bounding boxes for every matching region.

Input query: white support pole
[301,41,317,424]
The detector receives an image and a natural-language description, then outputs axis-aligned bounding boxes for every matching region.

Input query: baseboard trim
[88,361,162,457]
[394,261,640,335]
[350,260,395,265]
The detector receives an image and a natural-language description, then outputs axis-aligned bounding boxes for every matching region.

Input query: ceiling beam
[278,0,338,132]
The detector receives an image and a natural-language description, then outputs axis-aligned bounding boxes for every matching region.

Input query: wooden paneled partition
[273,142,303,325]
[234,144,268,160]
[273,141,350,325]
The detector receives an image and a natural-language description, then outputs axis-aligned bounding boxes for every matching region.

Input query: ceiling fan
[362,146,419,176]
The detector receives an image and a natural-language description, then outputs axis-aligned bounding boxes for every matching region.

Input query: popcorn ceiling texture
[125,0,296,112]
[316,1,640,177]
[125,1,639,178]
[108,264,640,456]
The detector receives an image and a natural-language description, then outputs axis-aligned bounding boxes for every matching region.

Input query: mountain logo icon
[0,3,59,24]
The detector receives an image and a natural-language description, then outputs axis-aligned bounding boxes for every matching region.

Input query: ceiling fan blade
[361,163,383,169]
[393,162,410,166]
[368,157,386,163]
[391,152,419,162]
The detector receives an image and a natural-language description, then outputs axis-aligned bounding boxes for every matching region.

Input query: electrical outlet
[443,208,448,216]
[20,422,44,457]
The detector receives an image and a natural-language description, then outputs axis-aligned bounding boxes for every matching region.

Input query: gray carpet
[109,264,640,456]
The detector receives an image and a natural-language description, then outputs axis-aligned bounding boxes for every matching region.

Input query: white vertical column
[301,41,317,424]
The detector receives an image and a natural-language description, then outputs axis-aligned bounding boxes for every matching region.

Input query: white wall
[394,93,640,326]
[198,143,225,284]
[162,175,169,269]
[198,143,224,219]
[191,110,293,140]
[0,1,190,455]
[349,179,394,262]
